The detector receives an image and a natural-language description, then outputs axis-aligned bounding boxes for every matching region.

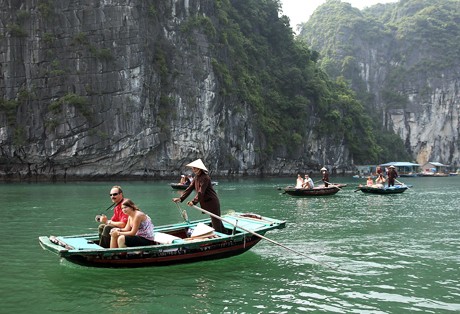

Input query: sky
[280,0,398,32]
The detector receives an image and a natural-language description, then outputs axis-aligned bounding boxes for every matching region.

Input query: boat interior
[48,221,244,251]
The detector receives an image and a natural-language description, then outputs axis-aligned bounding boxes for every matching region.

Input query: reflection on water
[1,177,460,313]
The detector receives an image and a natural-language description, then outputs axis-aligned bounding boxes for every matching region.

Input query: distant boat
[399,173,418,177]
[170,181,218,190]
[283,186,340,196]
[170,183,191,190]
[356,184,408,194]
[418,172,448,177]
[353,175,376,179]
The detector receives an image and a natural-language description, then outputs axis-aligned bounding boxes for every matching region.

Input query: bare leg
[110,234,119,248]
[118,235,127,248]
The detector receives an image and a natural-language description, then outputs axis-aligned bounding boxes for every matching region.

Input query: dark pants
[98,224,115,248]
[211,216,225,233]
[201,202,225,233]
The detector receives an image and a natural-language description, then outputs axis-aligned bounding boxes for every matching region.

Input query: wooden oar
[103,202,116,211]
[395,179,410,188]
[324,181,342,190]
[190,204,339,271]
[95,202,117,223]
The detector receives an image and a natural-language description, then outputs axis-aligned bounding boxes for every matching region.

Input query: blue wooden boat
[283,186,340,196]
[38,212,285,268]
[357,184,408,194]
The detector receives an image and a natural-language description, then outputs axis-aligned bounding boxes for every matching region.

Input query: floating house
[379,162,420,177]
[420,162,449,176]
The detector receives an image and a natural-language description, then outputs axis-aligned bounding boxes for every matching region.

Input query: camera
[95,214,102,222]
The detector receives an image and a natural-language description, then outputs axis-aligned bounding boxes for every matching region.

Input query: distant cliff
[0,0,400,181]
[299,0,460,168]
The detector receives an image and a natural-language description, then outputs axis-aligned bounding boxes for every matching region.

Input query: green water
[1,177,459,313]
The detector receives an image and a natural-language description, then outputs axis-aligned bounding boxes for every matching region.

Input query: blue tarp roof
[379,162,420,167]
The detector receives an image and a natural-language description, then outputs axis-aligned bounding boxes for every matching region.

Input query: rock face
[303,0,460,168]
[300,0,460,169]
[0,0,352,180]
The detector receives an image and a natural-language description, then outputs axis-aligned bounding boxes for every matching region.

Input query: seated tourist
[302,174,314,189]
[109,199,154,248]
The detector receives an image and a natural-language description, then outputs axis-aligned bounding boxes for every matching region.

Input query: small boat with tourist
[170,183,190,190]
[170,181,218,190]
[356,184,408,194]
[283,185,340,196]
[39,211,285,268]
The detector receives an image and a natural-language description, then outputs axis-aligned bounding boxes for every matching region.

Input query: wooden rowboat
[283,186,340,196]
[170,181,218,190]
[318,183,348,188]
[356,184,408,194]
[170,183,191,190]
[38,212,285,268]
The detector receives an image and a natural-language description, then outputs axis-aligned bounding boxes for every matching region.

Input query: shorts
[124,235,155,247]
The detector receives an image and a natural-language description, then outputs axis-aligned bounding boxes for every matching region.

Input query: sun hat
[321,167,327,171]
[190,223,215,237]
[181,174,185,177]
[186,158,208,172]
[389,165,395,168]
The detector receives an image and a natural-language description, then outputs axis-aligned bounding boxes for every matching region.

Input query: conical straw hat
[186,159,208,172]
[191,223,215,237]
[321,167,327,171]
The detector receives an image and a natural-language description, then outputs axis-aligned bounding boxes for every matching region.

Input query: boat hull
[170,181,218,190]
[358,185,408,194]
[40,236,262,268]
[170,183,189,190]
[39,213,285,268]
[283,186,340,196]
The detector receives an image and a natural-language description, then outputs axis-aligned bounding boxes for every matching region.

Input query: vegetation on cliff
[0,0,420,180]
[206,0,388,163]
[299,0,460,162]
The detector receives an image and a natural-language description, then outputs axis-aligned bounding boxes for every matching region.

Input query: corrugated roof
[379,162,420,167]
[424,161,449,167]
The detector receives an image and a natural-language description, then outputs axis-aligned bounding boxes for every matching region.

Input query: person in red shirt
[97,185,128,248]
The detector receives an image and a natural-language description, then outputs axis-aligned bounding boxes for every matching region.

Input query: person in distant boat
[321,167,330,187]
[184,174,191,185]
[172,159,225,233]
[387,165,398,187]
[179,174,187,185]
[376,166,383,176]
[375,173,386,187]
[303,174,314,189]
[295,174,304,188]
[97,186,129,248]
[366,176,374,186]
[187,173,194,185]
[109,198,155,248]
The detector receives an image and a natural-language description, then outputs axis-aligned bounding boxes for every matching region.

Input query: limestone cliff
[300,0,460,168]
[1,0,383,181]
